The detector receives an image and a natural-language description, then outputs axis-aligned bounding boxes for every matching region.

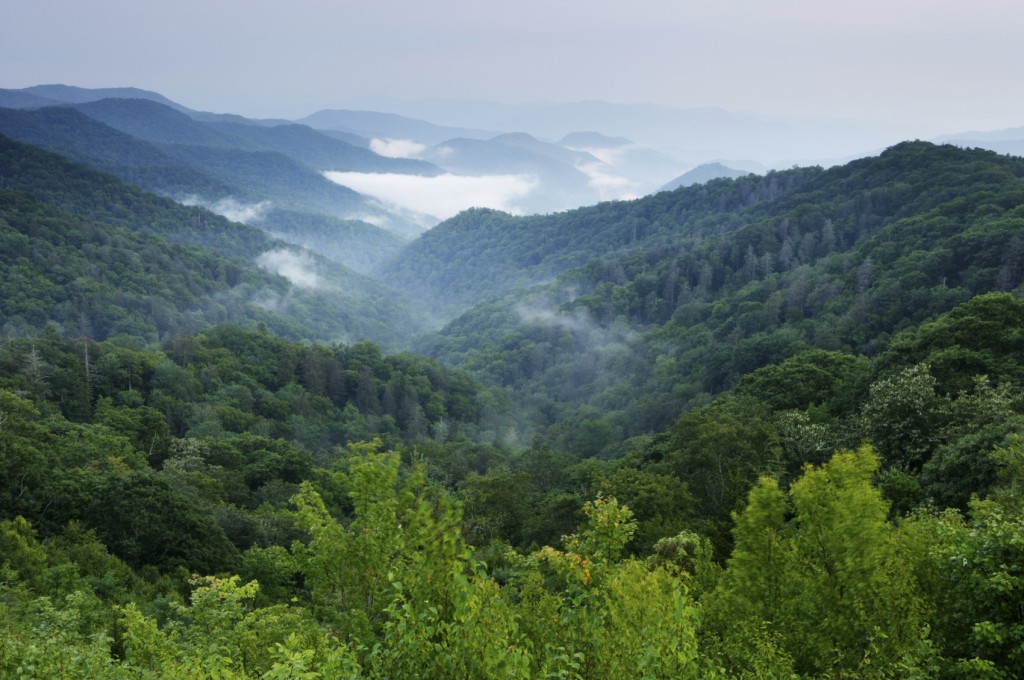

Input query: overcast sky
[3,0,1023,135]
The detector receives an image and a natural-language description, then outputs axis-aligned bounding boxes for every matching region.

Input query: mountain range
[3,83,1024,677]
[327,96,911,165]
[3,84,1024,446]
[0,85,686,227]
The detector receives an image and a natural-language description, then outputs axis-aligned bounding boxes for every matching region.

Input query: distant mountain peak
[660,162,750,191]
[297,109,496,145]
[559,131,633,148]
[21,84,188,111]
[491,131,541,144]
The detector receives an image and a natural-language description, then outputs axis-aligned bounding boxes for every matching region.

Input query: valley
[1,83,1024,677]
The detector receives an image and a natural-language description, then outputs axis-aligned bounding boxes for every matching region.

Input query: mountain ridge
[0,133,425,348]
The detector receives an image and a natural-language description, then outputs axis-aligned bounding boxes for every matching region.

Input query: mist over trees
[2,89,1024,676]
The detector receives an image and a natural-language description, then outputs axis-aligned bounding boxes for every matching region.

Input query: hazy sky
[3,0,1023,135]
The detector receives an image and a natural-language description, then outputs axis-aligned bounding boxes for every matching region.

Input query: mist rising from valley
[324,170,539,221]
[180,195,273,224]
[6,0,1024,671]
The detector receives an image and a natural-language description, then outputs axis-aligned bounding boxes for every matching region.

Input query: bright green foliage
[708,446,925,676]
[114,575,339,679]
[291,441,536,677]
[563,496,636,564]
[711,477,788,628]
[0,593,128,679]
[507,496,709,678]
[291,447,408,640]
[591,559,705,678]
[367,576,529,679]
[291,442,471,638]
[0,517,49,588]
[786,447,922,671]
[648,530,720,597]
[904,437,1024,676]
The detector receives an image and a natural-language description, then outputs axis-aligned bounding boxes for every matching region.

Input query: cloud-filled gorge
[324,171,538,221]
[256,249,323,290]
[179,195,273,224]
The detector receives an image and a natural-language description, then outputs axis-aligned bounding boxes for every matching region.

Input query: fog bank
[324,171,537,221]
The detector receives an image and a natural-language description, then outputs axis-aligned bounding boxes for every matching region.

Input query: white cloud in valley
[369,138,428,159]
[256,249,323,289]
[324,171,538,221]
[179,195,272,224]
[515,294,638,352]
[569,144,678,197]
[574,160,639,201]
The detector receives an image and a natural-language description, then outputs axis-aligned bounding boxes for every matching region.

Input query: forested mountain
[0,106,235,198]
[383,141,1024,317]
[57,99,410,227]
[0,104,426,265]
[72,98,240,148]
[2,83,188,111]
[660,161,750,191]
[4,109,1024,678]
[69,98,441,176]
[378,165,822,315]
[417,142,1024,454]
[0,134,423,347]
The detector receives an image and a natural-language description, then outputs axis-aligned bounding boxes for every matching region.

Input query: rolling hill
[400,142,1024,452]
[0,133,426,348]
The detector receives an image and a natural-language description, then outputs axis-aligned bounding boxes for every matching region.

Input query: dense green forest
[386,141,1024,316]
[3,132,1024,677]
[0,134,424,349]
[418,142,1024,456]
[0,102,424,268]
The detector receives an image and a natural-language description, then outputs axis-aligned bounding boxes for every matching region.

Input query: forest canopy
[3,134,1024,677]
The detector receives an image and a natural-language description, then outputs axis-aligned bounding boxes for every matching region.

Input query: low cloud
[431,145,455,161]
[350,212,390,227]
[369,137,428,159]
[569,145,644,200]
[324,171,538,221]
[256,249,323,289]
[565,144,629,166]
[515,298,637,353]
[179,195,272,224]
[575,161,640,201]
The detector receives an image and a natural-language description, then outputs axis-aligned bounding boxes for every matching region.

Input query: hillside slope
[0,106,418,268]
[416,142,1024,452]
[385,142,1024,318]
[0,134,425,348]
